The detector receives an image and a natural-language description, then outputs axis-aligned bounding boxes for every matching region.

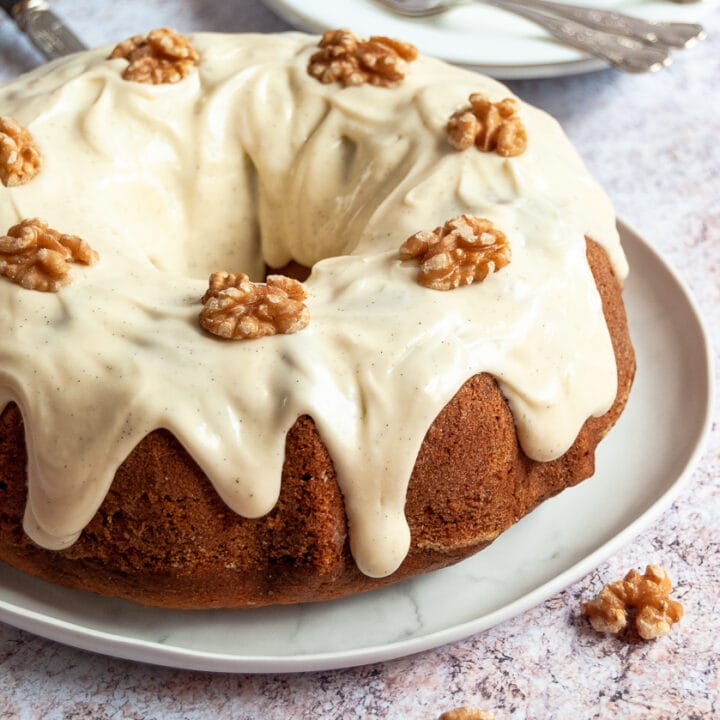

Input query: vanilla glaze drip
[0,33,627,578]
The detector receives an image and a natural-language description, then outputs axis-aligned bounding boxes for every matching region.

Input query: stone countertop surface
[0,1,718,718]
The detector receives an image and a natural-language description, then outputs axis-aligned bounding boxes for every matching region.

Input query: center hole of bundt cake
[265,260,311,282]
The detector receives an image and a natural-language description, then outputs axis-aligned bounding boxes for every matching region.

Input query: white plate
[0,221,713,673]
[262,0,717,78]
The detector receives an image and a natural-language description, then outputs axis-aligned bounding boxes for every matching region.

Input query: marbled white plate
[0,221,713,673]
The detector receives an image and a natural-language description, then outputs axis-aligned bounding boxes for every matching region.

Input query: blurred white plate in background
[262,0,717,78]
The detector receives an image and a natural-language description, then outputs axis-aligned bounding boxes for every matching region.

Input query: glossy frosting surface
[0,32,626,578]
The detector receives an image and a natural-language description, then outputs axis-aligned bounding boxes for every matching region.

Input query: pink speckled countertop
[1,1,718,718]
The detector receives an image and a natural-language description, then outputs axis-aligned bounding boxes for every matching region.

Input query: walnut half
[308,29,418,87]
[447,94,527,157]
[0,116,41,187]
[583,565,684,640]
[109,28,199,84]
[0,218,99,292]
[199,271,310,340]
[400,215,511,291]
[439,708,495,720]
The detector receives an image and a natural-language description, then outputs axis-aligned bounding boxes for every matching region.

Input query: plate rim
[0,218,715,673]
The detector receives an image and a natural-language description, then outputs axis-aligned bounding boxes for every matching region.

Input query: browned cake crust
[0,239,634,608]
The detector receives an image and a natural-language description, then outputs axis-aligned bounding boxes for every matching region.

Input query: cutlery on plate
[0,0,86,60]
[376,0,706,72]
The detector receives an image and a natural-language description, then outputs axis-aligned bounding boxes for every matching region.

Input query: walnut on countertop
[400,214,511,291]
[439,708,496,720]
[200,271,310,340]
[0,116,41,187]
[109,28,199,84]
[583,565,684,640]
[0,218,99,292]
[447,94,527,157]
[308,29,418,87]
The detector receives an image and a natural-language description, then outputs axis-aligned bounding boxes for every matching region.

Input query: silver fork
[375,0,706,72]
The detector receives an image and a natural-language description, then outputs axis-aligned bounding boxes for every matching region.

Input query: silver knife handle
[11,0,86,60]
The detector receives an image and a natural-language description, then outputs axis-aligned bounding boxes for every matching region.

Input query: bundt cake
[0,30,634,608]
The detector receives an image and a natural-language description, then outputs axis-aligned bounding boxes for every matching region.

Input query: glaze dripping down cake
[0,30,634,608]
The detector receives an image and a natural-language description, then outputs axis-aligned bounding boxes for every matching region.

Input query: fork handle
[492,0,704,48]
[483,0,672,72]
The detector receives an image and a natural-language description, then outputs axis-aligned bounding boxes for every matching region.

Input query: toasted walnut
[439,709,495,720]
[109,28,199,84]
[0,218,99,292]
[447,94,527,157]
[400,215,510,291]
[0,117,41,187]
[308,29,418,87]
[200,271,310,340]
[583,565,684,640]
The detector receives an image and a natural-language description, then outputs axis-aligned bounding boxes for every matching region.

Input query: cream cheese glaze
[0,32,627,579]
